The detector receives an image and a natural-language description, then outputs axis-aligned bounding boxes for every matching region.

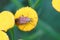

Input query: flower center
[15,15,31,25]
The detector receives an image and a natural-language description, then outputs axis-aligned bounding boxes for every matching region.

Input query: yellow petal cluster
[0,6,38,40]
[0,31,9,40]
[52,0,60,12]
[0,7,38,32]
[15,7,38,31]
[0,11,15,32]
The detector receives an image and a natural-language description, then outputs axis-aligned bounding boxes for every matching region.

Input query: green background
[0,0,60,40]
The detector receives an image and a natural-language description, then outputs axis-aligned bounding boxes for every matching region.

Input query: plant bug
[15,15,31,24]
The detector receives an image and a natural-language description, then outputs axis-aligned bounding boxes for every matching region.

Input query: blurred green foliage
[0,0,60,40]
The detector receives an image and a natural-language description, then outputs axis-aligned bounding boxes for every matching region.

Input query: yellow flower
[15,7,38,31]
[0,11,15,32]
[52,0,60,12]
[0,31,9,40]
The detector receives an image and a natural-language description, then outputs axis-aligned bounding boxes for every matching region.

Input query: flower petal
[0,11,15,32]
[52,0,60,12]
[15,7,38,31]
[0,31,9,40]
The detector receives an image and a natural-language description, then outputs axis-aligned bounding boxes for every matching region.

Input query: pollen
[15,7,38,31]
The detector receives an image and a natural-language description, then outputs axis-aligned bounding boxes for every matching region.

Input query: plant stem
[9,28,15,40]
[29,0,41,8]
[11,0,23,8]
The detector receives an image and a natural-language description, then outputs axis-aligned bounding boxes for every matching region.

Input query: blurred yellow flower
[0,11,15,32]
[52,0,60,12]
[0,31,9,40]
[15,7,38,31]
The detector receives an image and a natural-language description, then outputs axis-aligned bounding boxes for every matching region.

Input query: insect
[15,15,31,24]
